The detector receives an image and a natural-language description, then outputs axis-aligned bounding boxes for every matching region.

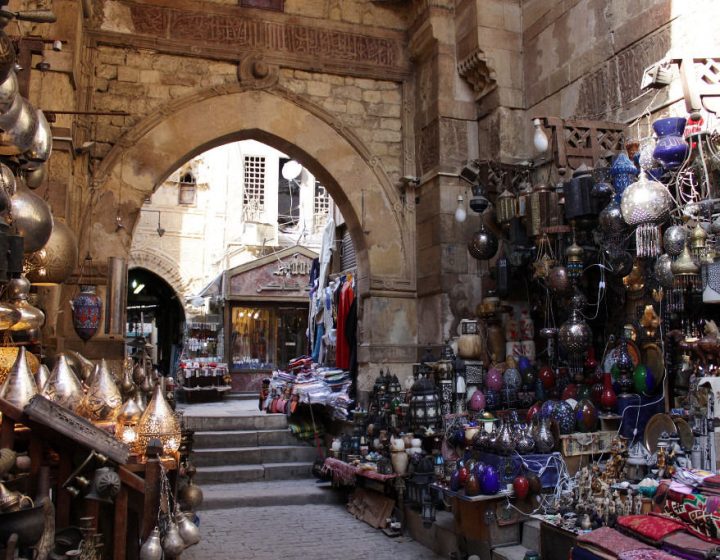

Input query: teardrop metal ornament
[663,225,687,257]
[654,254,675,289]
[467,222,499,260]
[0,346,38,409]
[175,508,200,547]
[598,200,627,237]
[81,359,122,421]
[139,527,163,560]
[162,521,186,557]
[42,354,85,413]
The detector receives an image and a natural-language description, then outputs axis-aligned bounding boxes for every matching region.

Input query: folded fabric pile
[575,526,652,560]
[615,515,685,546]
[661,531,720,560]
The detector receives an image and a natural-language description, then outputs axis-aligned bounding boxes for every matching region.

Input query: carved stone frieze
[125,1,401,69]
[419,119,439,175]
[458,48,497,101]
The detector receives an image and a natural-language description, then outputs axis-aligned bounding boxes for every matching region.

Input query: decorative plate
[644,413,676,454]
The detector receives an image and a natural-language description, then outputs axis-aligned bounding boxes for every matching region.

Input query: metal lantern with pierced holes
[621,171,673,257]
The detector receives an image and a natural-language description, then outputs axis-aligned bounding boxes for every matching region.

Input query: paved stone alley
[183,503,443,560]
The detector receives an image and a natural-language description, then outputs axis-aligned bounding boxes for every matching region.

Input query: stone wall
[523,0,720,124]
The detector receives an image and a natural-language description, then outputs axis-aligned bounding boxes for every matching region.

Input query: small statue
[633,492,643,515]
[640,304,661,339]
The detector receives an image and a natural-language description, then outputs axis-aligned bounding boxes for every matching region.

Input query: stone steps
[192,429,298,448]
[226,392,258,401]
[193,461,315,484]
[492,544,532,560]
[184,413,287,432]
[199,480,342,510]
[193,445,318,467]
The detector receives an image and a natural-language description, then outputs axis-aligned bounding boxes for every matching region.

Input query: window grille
[243,156,266,221]
[313,181,330,232]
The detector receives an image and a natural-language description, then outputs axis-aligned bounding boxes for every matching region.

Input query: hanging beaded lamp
[558,291,592,376]
[565,237,584,281]
[620,170,674,257]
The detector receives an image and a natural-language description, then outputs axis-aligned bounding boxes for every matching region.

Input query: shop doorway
[126,267,185,376]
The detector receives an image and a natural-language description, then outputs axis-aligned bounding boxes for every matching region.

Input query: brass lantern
[136,380,181,456]
[25,220,78,285]
[0,346,37,409]
[527,183,560,237]
[116,397,143,450]
[496,189,517,224]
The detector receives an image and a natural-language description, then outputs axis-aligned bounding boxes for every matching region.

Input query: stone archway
[128,248,189,302]
[86,83,419,389]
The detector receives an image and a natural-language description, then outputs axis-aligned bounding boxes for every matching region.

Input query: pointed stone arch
[86,83,418,387]
[128,249,188,302]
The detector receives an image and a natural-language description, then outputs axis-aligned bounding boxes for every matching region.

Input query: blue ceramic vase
[652,117,688,169]
[480,465,501,495]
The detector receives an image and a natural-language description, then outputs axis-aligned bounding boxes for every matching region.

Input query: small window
[313,180,330,232]
[178,171,197,206]
[243,155,266,221]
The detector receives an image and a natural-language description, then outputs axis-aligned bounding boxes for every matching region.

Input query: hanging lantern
[71,286,102,341]
[517,182,533,218]
[610,152,638,201]
[25,220,78,285]
[408,376,440,434]
[495,189,517,224]
[6,276,45,332]
[690,223,708,263]
[654,254,675,289]
[663,225,687,256]
[671,244,700,289]
[564,165,601,227]
[527,183,560,237]
[565,240,584,280]
[598,200,627,244]
[591,164,614,205]
[621,171,673,257]
[136,379,182,456]
[467,221,499,260]
[81,360,122,422]
[10,184,53,253]
[0,346,37,409]
[42,354,84,413]
[547,265,570,294]
[116,397,143,449]
[558,292,592,374]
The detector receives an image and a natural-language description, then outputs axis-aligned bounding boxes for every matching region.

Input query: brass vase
[42,354,84,413]
[81,359,122,421]
[0,346,37,409]
[6,276,45,332]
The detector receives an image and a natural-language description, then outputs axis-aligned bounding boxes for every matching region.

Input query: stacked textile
[575,526,652,560]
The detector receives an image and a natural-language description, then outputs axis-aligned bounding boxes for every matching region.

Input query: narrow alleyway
[183,503,443,560]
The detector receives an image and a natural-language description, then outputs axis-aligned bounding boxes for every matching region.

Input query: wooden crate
[560,430,616,457]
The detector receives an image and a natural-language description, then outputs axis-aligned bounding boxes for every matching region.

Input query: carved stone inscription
[127,2,399,67]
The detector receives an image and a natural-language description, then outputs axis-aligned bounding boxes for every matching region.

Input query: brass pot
[10,186,53,253]
[24,162,46,189]
[0,503,44,546]
[0,68,17,114]
[0,96,39,155]
[22,109,52,168]
[26,219,78,285]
